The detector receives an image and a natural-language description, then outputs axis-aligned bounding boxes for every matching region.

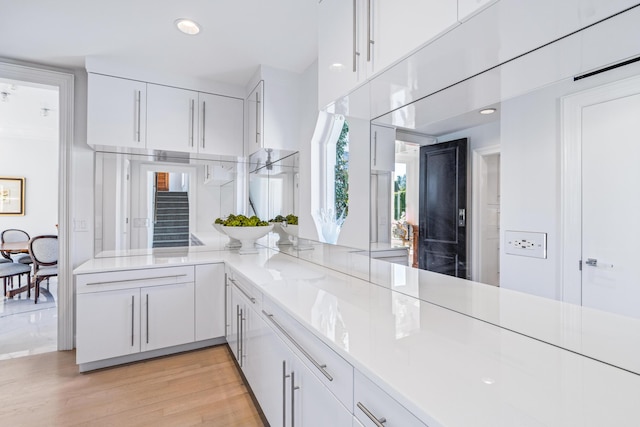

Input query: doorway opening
[0,77,59,358]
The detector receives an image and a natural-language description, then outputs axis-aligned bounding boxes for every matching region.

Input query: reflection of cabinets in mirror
[203,162,235,186]
[87,73,243,157]
[371,124,395,172]
[246,80,264,155]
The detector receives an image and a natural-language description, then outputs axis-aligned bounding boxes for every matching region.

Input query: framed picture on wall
[0,177,26,215]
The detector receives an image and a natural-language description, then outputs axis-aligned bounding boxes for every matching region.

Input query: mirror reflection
[95,152,243,256]
[370,38,640,324]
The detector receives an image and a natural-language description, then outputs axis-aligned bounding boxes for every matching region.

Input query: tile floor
[0,277,57,360]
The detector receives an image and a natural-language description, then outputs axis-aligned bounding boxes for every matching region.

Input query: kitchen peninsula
[74,246,640,426]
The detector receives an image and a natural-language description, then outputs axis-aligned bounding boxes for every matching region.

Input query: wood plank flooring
[0,345,265,426]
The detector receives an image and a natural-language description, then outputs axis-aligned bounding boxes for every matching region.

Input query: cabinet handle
[131,295,135,347]
[262,310,334,382]
[239,308,244,366]
[145,293,149,344]
[189,98,195,147]
[236,304,241,363]
[367,0,373,62]
[373,131,378,166]
[224,273,229,334]
[230,278,256,303]
[353,0,358,72]
[255,90,261,144]
[291,371,300,427]
[85,274,188,287]
[135,90,142,143]
[282,361,289,427]
[357,402,387,427]
[201,100,206,149]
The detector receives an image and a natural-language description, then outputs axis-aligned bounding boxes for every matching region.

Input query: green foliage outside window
[394,174,406,220]
[335,121,349,221]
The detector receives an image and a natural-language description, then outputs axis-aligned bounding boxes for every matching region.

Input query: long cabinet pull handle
[135,90,141,142]
[353,0,357,72]
[229,278,256,303]
[373,131,378,166]
[224,273,229,334]
[291,371,299,427]
[357,402,387,427]
[145,294,149,344]
[255,90,261,143]
[262,310,334,382]
[236,304,241,362]
[201,100,206,148]
[131,295,135,347]
[282,360,289,427]
[189,98,195,147]
[367,0,372,61]
[239,308,244,366]
[86,274,188,286]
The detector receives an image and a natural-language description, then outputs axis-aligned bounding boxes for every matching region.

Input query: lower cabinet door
[141,282,195,352]
[76,288,140,364]
[195,263,225,341]
[290,355,353,427]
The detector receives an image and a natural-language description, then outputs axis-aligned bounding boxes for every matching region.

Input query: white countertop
[74,247,640,426]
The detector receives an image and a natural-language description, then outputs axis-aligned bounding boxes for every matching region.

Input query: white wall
[0,82,60,237]
[500,60,640,299]
[0,135,59,236]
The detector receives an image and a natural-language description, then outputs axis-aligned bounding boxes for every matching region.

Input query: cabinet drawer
[227,269,261,307]
[76,266,195,293]
[262,297,354,411]
[354,370,427,427]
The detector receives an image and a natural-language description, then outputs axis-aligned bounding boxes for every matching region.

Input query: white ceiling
[0,0,319,86]
[0,78,59,140]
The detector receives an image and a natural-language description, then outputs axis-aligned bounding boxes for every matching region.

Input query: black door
[418,138,468,278]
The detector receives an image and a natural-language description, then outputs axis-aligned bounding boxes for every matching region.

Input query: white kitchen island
[74,247,640,426]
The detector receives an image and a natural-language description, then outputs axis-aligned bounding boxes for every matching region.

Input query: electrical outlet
[504,231,547,259]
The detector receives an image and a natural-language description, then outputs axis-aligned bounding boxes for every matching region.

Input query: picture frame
[0,177,26,215]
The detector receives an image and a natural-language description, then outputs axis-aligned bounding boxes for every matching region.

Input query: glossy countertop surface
[74,248,640,426]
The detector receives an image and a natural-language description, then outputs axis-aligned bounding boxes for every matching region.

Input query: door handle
[585,258,614,268]
[458,208,466,227]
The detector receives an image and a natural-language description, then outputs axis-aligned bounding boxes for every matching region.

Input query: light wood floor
[0,345,266,426]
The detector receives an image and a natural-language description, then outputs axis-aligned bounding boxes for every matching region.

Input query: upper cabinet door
[246,81,264,156]
[87,73,146,149]
[147,83,198,153]
[458,0,498,22]
[370,0,458,75]
[198,93,244,157]
[318,0,364,109]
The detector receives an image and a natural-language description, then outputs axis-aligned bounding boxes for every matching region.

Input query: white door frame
[561,74,640,305]
[471,144,500,283]
[0,61,74,350]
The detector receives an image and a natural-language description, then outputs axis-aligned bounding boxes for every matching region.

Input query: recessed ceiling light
[175,18,201,35]
[479,108,497,115]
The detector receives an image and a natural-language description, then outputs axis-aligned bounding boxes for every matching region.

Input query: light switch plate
[504,230,547,259]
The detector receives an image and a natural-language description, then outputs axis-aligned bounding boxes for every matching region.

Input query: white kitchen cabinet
[87,73,146,149]
[370,124,396,172]
[141,282,195,352]
[146,83,199,153]
[458,0,498,21]
[289,353,353,427]
[75,265,199,369]
[246,80,264,155]
[195,263,226,341]
[76,288,140,364]
[318,0,458,109]
[354,369,427,427]
[370,0,458,75]
[198,93,244,157]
